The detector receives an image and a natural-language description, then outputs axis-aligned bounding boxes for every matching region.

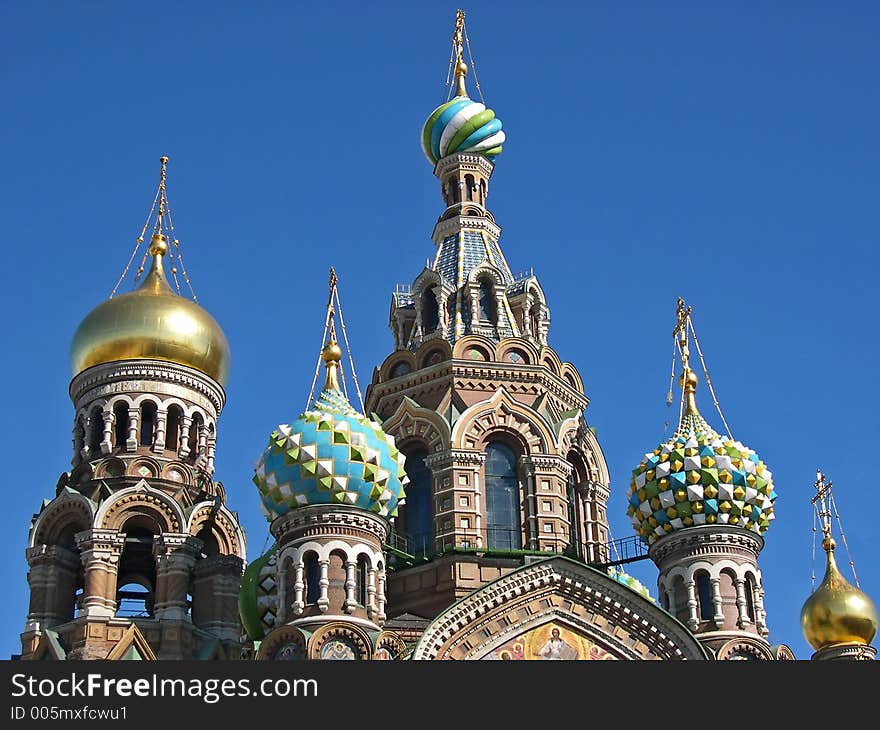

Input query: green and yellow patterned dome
[253,338,408,521]
[627,367,777,545]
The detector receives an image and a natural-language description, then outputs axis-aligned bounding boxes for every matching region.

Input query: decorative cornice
[434,152,496,179]
[649,526,764,566]
[432,216,502,244]
[70,359,226,413]
[270,505,389,543]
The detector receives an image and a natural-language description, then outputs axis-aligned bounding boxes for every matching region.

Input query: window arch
[696,571,714,621]
[304,551,320,605]
[113,402,129,448]
[88,406,103,455]
[422,288,440,333]
[485,442,521,550]
[166,405,183,452]
[745,572,757,621]
[478,279,496,323]
[401,449,433,556]
[188,413,204,462]
[139,401,157,447]
[356,555,369,605]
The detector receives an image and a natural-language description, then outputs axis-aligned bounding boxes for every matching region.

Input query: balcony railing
[384,526,650,569]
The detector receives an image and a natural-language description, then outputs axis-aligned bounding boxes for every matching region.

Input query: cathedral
[19,11,876,662]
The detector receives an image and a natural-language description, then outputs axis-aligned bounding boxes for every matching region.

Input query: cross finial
[453,9,468,97]
[812,469,835,546]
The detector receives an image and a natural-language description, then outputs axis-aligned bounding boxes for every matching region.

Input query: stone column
[376,567,387,625]
[343,560,357,613]
[196,423,208,464]
[519,457,537,550]
[24,544,82,630]
[438,290,449,337]
[665,586,676,615]
[710,576,724,627]
[126,408,139,451]
[75,529,126,618]
[685,579,699,631]
[153,409,167,453]
[191,554,244,643]
[179,416,193,459]
[317,559,330,612]
[366,567,377,620]
[734,577,749,627]
[206,433,217,474]
[522,297,532,338]
[101,411,114,454]
[755,584,769,637]
[292,561,305,616]
[152,533,202,621]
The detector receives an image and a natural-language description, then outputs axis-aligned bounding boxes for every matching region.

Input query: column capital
[75,528,126,557]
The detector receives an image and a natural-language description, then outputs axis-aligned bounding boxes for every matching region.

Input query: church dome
[253,341,407,521]
[421,94,505,165]
[627,370,777,545]
[801,537,878,651]
[70,234,230,385]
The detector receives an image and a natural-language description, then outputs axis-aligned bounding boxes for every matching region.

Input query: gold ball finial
[322,339,342,364]
[679,368,699,392]
[149,233,168,256]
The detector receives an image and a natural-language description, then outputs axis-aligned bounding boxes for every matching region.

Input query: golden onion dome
[801,537,878,651]
[70,234,230,385]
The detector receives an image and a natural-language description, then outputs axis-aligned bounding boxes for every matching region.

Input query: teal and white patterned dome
[627,408,777,545]
[421,95,505,165]
[253,385,408,522]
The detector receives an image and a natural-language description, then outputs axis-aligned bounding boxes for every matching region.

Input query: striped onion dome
[626,372,777,545]
[421,95,505,165]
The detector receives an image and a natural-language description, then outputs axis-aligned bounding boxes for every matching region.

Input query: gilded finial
[673,297,699,416]
[453,9,468,97]
[149,156,170,257]
[322,267,343,391]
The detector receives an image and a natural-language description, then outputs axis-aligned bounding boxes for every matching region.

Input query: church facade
[18,12,876,662]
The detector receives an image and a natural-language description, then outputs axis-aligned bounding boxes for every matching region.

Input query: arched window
[113,402,129,448]
[88,406,103,454]
[402,449,433,556]
[745,573,757,621]
[478,278,496,323]
[356,555,369,605]
[422,288,440,333]
[465,174,475,201]
[696,572,714,620]
[116,526,157,618]
[485,442,521,550]
[166,405,183,452]
[304,552,320,604]
[188,413,204,462]
[139,401,157,447]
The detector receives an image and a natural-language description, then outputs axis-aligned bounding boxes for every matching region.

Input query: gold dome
[801,538,878,651]
[70,235,230,385]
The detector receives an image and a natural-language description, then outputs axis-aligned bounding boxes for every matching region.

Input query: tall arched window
[402,449,433,556]
[188,413,204,462]
[485,442,521,550]
[478,279,495,323]
[696,572,714,620]
[113,402,129,448]
[465,174,475,201]
[166,405,183,452]
[745,573,757,621]
[422,288,440,333]
[304,552,320,604]
[139,401,157,447]
[88,406,103,454]
[356,555,369,605]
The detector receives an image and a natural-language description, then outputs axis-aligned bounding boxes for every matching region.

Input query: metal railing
[384,526,650,569]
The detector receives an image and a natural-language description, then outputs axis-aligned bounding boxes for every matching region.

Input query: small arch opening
[113,402,129,448]
[422,288,440,334]
[478,278,496,323]
[304,551,320,605]
[139,401,157,447]
[166,405,183,452]
[356,555,369,605]
[188,413,204,463]
[696,571,714,621]
[464,174,475,201]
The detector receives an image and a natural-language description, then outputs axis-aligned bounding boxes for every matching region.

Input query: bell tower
[21,158,247,660]
[366,11,611,621]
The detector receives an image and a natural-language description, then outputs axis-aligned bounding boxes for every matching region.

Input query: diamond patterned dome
[253,387,408,521]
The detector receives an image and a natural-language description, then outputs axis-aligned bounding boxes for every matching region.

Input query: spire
[322,267,343,392]
[672,297,699,418]
[452,9,468,98]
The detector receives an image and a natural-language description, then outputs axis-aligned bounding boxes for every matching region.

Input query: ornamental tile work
[627,412,777,543]
[253,388,408,520]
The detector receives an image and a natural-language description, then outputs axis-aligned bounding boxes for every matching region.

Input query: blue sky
[1,1,878,660]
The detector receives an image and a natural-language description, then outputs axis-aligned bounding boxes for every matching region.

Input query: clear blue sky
[1,1,877,661]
